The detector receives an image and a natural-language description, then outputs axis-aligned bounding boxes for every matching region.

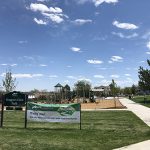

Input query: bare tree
[2,70,17,92]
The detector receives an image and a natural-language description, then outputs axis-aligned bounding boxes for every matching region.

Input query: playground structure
[0,84,125,110]
[0,96,125,111]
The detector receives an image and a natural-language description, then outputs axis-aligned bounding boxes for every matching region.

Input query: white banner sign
[27,102,80,123]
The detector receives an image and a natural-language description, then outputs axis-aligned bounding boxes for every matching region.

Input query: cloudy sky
[0,0,150,91]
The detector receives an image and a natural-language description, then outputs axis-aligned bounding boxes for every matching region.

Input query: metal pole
[80,103,81,130]
[25,95,28,129]
[0,95,4,128]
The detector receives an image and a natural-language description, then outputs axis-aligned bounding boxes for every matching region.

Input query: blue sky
[0,0,150,91]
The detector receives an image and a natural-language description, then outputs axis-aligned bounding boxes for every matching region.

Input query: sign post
[2,91,27,128]
[0,95,4,128]
[80,103,81,130]
[25,95,28,128]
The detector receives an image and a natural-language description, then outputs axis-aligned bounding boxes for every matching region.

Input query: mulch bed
[81,99,126,109]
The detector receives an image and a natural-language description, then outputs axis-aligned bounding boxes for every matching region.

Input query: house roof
[54,83,63,87]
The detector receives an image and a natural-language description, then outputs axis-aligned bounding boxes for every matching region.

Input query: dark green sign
[4,91,26,106]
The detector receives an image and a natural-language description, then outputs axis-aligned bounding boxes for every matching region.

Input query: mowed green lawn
[132,95,150,108]
[0,111,150,150]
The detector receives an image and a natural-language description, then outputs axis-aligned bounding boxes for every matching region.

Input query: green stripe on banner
[27,102,80,112]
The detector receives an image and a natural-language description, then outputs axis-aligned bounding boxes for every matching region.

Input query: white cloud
[18,40,28,44]
[126,68,131,70]
[78,77,91,82]
[110,56,123,62]
[77,0,90,4]
[0,73,44,78]
[93,0,118,7]
[64,80,70,83]
[66,76,77,79]
[13,74,32,78]
[110,74,120,78]
[97,78,137,87]
[142,32,150,40]
[99,79,111,85]
[10,64,17,67]
[39,64,47,67]
[146,52,150,54]
[73,19,92,25]
[134,68,138,71]
[49,75,58,78]
[48,7,62,13]
[42,13,64,23]
[22,56,34,60]
[87,59,103,64]
[146,41,150,50]
[0,64,17,67]
[34,18,47,25]
[117,79,135,85]
[66,75,91,82]
[125,33,138,39]
[98,67,107,70]
[76,0,118,7]
[139,61,145,63]
[126,77,132,81]
[37,0,47,2]
[108,60,113,64]
[0,73,5,77]
[67,65,72,68]
[113,20,138,30]
[29,3,66,24]
[29,3,50,12]
[112,32,138,39]
[32,74,43,77]
[92,35,107,41]
[0,64,7,66]
[70,47,81,52]
[29,3,62,13]
[94,75,104,78]
[124,74,131,77]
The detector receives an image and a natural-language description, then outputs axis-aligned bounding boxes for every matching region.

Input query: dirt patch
[81,99,125,109]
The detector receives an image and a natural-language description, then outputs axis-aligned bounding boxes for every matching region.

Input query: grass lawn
[132,95,150,108]
[0,111,150,150]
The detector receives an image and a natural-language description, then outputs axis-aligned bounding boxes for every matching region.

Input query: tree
[109,79,117,97]
[30,89,40,94]
[2,70,17,92]
[74,80,91,98]
[63,84,71,100]
[64,84,71,92]
[116,86,121,95]
[131,84,138,95]
[138,59,150,93]
[109,79,118,108]
[123,87,132,95]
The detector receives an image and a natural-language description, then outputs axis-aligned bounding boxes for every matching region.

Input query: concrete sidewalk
[115,98,150,150]
[114,140,150,150]
[119,98,150,126]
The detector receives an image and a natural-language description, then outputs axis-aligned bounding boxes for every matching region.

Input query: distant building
[92,86,110,96]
